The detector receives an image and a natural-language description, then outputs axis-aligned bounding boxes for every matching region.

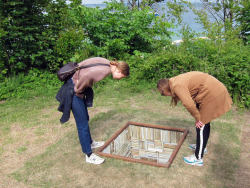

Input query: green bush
[129,49,200,82]
[69,1,172,59]
[0,69,61,101]
[127,37,249,108]
[0,1,248,109]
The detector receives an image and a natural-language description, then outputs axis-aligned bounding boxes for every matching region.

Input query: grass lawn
[0,80,249,188]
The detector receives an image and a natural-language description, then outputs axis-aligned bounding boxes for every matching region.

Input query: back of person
[157,71,232,167]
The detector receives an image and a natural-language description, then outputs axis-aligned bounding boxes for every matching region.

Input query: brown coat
[72,57,111,98]
[169,71,232,124]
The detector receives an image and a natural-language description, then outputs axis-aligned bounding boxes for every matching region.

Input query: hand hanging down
[195,120,204,129]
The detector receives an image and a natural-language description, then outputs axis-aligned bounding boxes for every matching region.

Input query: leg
[71,95,92,155]
[195,122,210,160]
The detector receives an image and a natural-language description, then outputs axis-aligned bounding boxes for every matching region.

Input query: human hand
[195,120,204,129]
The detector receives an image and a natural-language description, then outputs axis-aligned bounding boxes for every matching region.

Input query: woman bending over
[157,71,232,166]
[57,57,129,165]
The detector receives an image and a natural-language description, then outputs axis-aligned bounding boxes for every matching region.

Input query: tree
[185,0,249,42]
[0,0,85,75]
[125,0,164,9]
[42,0,72,68]
[0,0,50,75]
[236,0,250,43]
[197,0,241,31]
[70,1,172,59]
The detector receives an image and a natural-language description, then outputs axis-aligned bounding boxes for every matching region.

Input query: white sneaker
[91,140,105,149]
[188,144,207,154]
[86,153,105,164]
[183,154,203,166]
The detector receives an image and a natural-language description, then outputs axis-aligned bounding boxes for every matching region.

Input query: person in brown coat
[157,71,232,166]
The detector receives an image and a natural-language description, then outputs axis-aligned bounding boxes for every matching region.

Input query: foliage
[236,0,250,44]
[40,0,69,70]
[0,0,173,75]
[197,0,240,25]
[0,0,89,76]
[69,1,173,60]
[204,39,250,108]
[0,0,249,108]
[189,0,249,44]
[0,69,61,101]
[168,0,250,108]
[42,0,89,71]
[129,48,200,82]
[166,0,189,25]
[124,0,164,9]
[128,36,250,108]
[0,0,50,76]
[138,0,164,8]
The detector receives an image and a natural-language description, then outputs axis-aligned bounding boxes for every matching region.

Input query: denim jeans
[71,95,93,155]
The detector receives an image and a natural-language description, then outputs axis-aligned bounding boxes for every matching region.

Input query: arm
[74,68,110,94]
[74,71,94,94]
[173,84,201,122]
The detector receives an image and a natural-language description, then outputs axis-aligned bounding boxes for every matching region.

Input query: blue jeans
[71,95,93,155]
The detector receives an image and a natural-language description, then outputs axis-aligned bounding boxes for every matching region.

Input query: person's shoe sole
[184,160,203,166]
[86,158,104,165]
[183,157,203,167]
[86,153,105,164]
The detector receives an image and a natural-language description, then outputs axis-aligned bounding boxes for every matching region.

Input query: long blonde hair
[110,59,130,77]
[157,78,179,106]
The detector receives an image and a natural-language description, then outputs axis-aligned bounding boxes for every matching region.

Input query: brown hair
[157,78,179,106]
[110,59,130,77]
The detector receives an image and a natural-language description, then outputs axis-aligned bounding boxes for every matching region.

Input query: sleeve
[173,84,201,121]
[74,71,94,94]
[74,68,110,94]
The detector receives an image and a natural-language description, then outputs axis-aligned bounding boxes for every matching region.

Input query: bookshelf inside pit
[96,122,189,168]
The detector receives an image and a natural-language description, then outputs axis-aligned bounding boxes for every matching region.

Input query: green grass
[0,79,248,188]
[17,147,28,154]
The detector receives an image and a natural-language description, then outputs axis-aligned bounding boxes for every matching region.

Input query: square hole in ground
[97,122,189,168]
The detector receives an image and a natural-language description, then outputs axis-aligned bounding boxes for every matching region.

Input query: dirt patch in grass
[0,100,5,104]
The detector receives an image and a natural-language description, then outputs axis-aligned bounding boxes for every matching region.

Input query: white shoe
[86,153,105,164]
[183,154,203,166]
[188,144,207,154]
[91,140,105,149]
